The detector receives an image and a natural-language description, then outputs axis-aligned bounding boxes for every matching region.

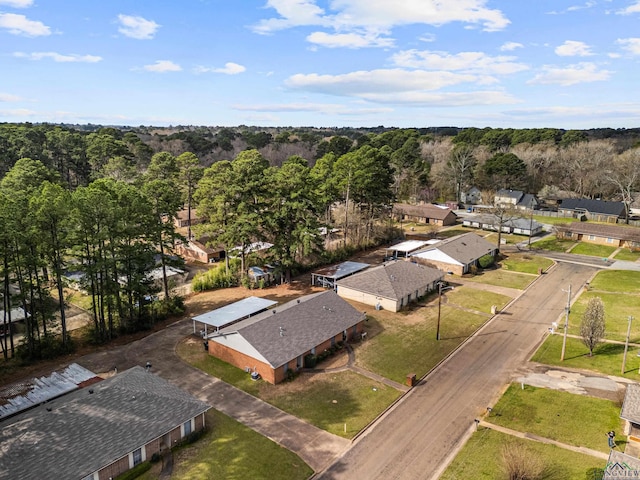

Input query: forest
[1,122,640,361]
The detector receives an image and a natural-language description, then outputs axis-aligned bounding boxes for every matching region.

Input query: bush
[304,354,317,368]
[478,253,495,269]
[114,461,152,480]
[500,443,548,480]
[192,260,240,291]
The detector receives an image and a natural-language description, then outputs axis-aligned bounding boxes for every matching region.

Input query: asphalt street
[316,260,599,480]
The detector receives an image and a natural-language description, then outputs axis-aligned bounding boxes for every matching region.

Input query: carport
[192,296,277,337]
[311,261,370,289]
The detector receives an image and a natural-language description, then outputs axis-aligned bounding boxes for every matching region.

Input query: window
[184,420,192,436]
[607,238,614,244]
[132,448,142,467]
[588,235,595,240]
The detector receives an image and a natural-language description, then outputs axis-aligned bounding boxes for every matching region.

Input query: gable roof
[336,260,443,300]
[559,198,626,216]
[518,193,538,207]
[496,189,524,200]
[463,214,543,231]
[0,367,211,480]
[394,203,457,221]
[620,383,640,424]
[411,233,497,265]
[212,291,365,368]
[558,222,640,242]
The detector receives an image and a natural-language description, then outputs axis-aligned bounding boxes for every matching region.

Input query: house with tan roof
[555,222,640,250]
[206,290,366,384]
[409,233,498,275]
[336,260,443,312]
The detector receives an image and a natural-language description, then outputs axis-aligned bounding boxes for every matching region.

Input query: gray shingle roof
[559,198,626,216]
[336,260,443,300]
[496,189,524,200]
[221,291,365,368]
[394,203,457,221]
[604,450,640,479]
[412,232,497,265]
[0,366,211,480]
[621,383,640,424]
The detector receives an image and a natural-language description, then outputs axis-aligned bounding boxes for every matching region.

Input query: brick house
[173,207,203,229]
[409,233,498,275]
[0,366,210,480]
[336,260,443,312]
[207,290,366,384]
[393,203,458,226]
[555,222,640,250]
[175,237,225,263]
[557,198,626,223]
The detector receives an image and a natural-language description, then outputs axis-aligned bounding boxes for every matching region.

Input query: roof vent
[297,299,300,304]
[272,309,276,314]
[46,407,52,412]
[88,389,94,394]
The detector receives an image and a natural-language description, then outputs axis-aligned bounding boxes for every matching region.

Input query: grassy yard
[354,299,499,383]
[531,334,640,379]
[446,287,512,314]
[440,428,606,480]
[138,409,313,480]
[462,268,537,290]
[532,215,576,225]
[500,253,553,275]
[488,384,624,453]
[176,339,401,438]
[566,291,640,342]
[614,249,640,262]
[569,242,617,258]
[481,231,524,245]
[589,270,640,293]
[531,236,575,252]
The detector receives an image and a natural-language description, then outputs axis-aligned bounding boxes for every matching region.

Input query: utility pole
[560,284,571,361]
[622,316,634,374]
[436,282,442,341]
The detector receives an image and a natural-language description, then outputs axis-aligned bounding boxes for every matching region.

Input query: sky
[1,0,640,129]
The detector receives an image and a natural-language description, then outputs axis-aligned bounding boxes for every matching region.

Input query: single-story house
[555,222,640,250]
[393,203,458,227]
[173,207,203,229]
[336,260,443,312]
[494,189,539,210]
[620,383,640,457]
[558,198,626,223]
[410,233,498,275]
[461,186,482,205]
[207,290,366,384]
[462,214,544,237]
[311,261,370,288]
[0,366,211,480]
[175,237,225,264]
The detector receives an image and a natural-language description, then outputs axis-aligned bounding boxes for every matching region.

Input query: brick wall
[98,455,129,480]
[208,341,275,383]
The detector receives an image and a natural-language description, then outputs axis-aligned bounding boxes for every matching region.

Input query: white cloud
[143,60,181,72]
[232,102,393,115]
[617,38,640,55]
[253,0,510,45]
[14,52,102,63]
[358,90,520,106]
[555,40,593,57]
[391,49,528,75]
[0,92,21,102]
[617,1,640,15]
[306,31,394,48]
[117,14,160,40]
[500,42,523,52]
[0,13,50,36]
[528,62,611,86]
[0,0,33,7]
[194,62,246,74]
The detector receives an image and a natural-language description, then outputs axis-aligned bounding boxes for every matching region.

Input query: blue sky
[1,0,640,129]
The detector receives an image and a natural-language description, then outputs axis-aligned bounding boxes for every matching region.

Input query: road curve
[316,261,598,480]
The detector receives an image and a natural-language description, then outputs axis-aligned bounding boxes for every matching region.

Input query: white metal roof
[386,240,430,253]
[193,296,277,330]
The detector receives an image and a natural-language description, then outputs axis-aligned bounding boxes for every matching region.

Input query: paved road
[316,261,598,480]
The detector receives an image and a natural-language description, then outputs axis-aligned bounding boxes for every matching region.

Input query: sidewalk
[478,420,609,460]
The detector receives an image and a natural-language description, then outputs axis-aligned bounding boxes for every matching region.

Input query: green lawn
[481,231,524,245]
[531,236,575,252]
[532,334,640,379]
[589,270,640,293]
[440,428,606,480]
[355,305,491,383]
[614,249,640,262]
[489,384,624,453]
[567,291,640,342]
[176,339,400,438]
[569,242,617,258]
[138,409,313,480]
[463,269,536,290]
[446,286,512,314]
[501,253,553,275]
[532,215,576,225]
